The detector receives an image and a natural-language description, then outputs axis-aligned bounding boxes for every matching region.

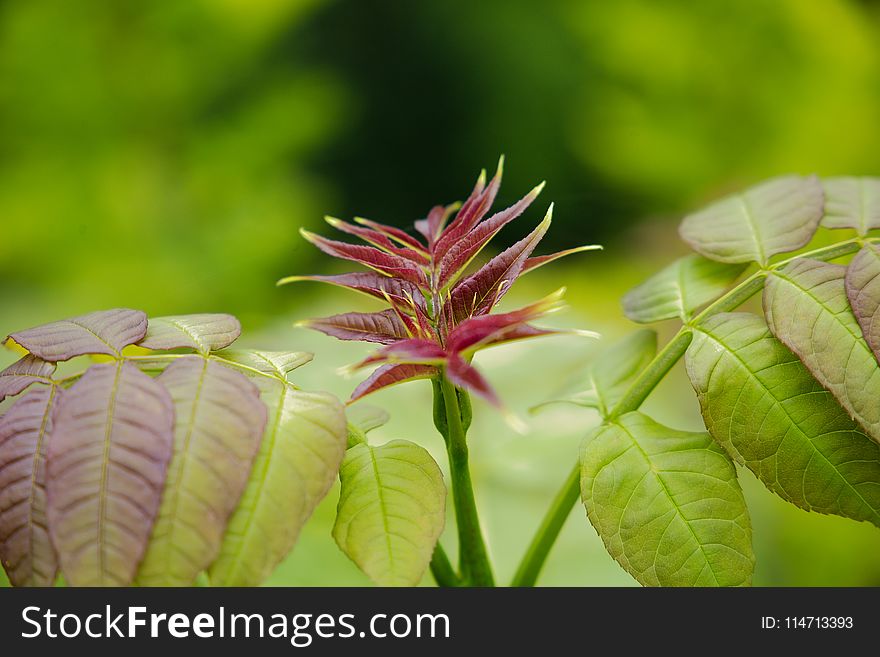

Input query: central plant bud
[281,158,601,408]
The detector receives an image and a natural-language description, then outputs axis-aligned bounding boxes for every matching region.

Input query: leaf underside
[845,244,880,364]
[622,254,746,323]
[822,176,880,236]
[46,362,174,586]
[764,259,880,445]
[687,313,880,526]
[6,309,148,361]
[136,357,267,586]
[0,387,61,586]
[333,440,446,587]
[678,175,823,265]
[139,314,242,353]
[210,383,346,586]
[0,355,56,402]
[580,412,754,587]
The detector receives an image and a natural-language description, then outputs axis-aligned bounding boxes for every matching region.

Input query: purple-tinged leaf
[434,160,503,255]
[139,314,242,354]
[822,176,880,236]
[523,245,603,275]
[845,244,880,364]
[47,362,174,586]
[0,387,62,586]
[5,309,148,361]
[350,364,437,402]
[353,217,426,251]
[214,350,314,379]
[447,206,553,323]
[0,355,55,402]
[136,357,267,586]
[325,217,429,264]
[437,182,545,287]
[300,310,411,345]
[445,355,501,407]
[300,230,427,287]
[415,205,452,245]
[277,272,425,308]
[353,339,448,370]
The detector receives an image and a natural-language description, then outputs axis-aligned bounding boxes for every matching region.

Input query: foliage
[0,310,346,586]
[537,174,880,586]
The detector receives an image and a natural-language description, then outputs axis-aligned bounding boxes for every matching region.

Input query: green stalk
[436,375,494,586]
[429,541,460,587]
[511,237,869,586]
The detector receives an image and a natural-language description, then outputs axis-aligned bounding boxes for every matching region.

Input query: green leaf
[135,357,267,586]
[533,329,656,417]
[580,412,754,587]
[678,175,823,266]
[209,383,347,586]
[845,244,880,363]
[333,440,446,586]
[346,404,390,447]
[822,176,880,236]
[765,259,880,444]
[213,349,314,379]
[687,312,880,526]
[139,314,242,354]
[623,255,746,323]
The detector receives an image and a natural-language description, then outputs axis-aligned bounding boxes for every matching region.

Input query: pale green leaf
[765,259,880,444]
[139,314,241,354]
[623,254,746,323]
[822,176,880,236]
[533,329,656,417]
[214,349,314,379]
[687,312,880,526]
[209,383,347,586]
[679,175,823,265]
[580,412,754,587]
[346,404,390,447]
[333,440,446,586]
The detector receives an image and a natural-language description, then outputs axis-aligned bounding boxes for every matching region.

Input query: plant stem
[438,375,494,586]
[510,463,580,587]
[429,542,460,587]
[512,236,873,586]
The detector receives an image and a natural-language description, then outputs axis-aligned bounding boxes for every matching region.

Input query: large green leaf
[822,176,880,236]
[46,362,174,586]
[765,259,880,444]
[845,244,880,364]
[333,440,446,586]
[678,175,823,266]
[0,387,61,586]
[209,384,346,586]
[687,312,880,526]
[136,357,267,586]
[622,254,746,323]
[533,329,656,417]
[580,412,754,586]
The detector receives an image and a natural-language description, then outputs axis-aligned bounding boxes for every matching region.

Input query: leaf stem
[513,235,874,586]
[438,375,494,586]
[429,541,461,587]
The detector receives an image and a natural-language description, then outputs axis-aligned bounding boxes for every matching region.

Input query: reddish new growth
[281,159,600,408]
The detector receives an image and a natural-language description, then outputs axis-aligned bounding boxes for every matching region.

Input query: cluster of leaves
[549,175,880,586]
[281,157,600,410]
[0,310,347,587]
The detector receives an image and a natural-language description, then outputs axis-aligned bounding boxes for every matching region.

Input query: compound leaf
[5,309,148,361]
[845,244,880,363]
[623,254,746,323]
[822,176,880,236]
[679,175,823,266]
[213,350,314,379]
[136,357,267,586]
[765,259,880,444]
[0,355,55,402]
[333,440,446,586]
[687,312,880,525]
[210,384,347,586]
[0,387,62,586]
[580,412,754,587]
[139,314,241,354]
[46,362,174,586]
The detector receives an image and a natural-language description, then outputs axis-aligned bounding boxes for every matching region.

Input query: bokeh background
[3,0,880,586]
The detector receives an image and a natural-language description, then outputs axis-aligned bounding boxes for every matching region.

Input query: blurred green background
[3,0,880,586]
